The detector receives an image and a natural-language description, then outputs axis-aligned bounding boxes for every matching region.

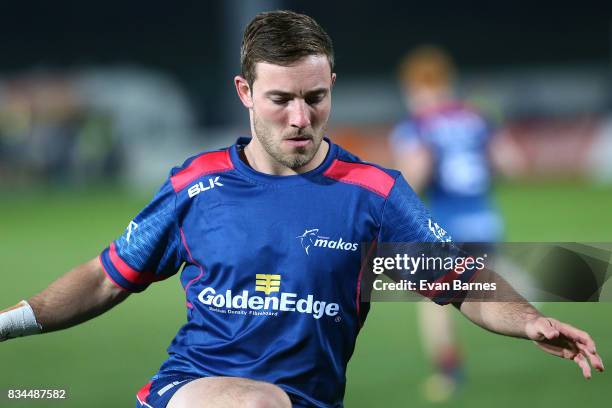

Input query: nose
[289,99,311,129]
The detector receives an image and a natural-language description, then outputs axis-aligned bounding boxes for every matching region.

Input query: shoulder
[169,147,234,193]
[323,143,400,199]
[415,101,481,120]
[438,102,487,123]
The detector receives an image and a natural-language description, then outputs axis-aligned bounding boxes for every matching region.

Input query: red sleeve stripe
[98,254,129,292]
[170,150,234,192]
[136,382,152,405]
[323,159,395,198]
[109,242,164,285]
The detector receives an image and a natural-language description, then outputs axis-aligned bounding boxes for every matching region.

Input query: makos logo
[197,274,340,320]
[296,228,358,255]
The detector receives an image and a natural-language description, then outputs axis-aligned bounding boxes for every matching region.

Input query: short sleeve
[379,176,450,243]
[378,176,477,304]
[99,178,182,292]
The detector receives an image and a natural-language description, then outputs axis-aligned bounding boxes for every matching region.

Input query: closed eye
[305,95,324,105]
[271,97,290,105]
[305,90,327,105]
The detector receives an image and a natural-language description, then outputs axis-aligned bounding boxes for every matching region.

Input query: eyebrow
[264,88,329,98]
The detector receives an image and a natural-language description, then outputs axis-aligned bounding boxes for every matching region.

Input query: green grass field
[1,181,611,407]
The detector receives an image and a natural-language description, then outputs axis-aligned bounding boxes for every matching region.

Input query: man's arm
[394,145,432,194]
[456,269,605,378]
[1,257,129,339]
[488,130,528,179]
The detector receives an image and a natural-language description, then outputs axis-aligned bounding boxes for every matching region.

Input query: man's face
[246,55,335,170]
[403,83,451,114]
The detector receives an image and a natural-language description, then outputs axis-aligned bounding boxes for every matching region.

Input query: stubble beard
[253,112,325,170]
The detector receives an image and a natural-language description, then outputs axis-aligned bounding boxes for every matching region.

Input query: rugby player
[0,11,604,408]
[389,46,521,400]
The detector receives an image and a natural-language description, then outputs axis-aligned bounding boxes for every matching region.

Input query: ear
[234,75,253,108]
[331,72,337,88]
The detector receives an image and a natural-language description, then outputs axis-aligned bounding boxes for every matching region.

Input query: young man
[0,11,603,408]
[389,46,510,401]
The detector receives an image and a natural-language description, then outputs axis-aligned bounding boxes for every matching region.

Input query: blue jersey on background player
[390,101,503,242]
[390,45,503,244]
[100,137,473,408]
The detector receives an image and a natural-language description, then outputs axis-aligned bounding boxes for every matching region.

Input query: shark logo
[296,228,359,255]
[296,228,329,255]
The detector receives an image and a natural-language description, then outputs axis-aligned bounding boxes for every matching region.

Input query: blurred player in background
[389,46,525,401]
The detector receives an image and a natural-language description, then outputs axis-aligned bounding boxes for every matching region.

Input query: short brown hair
[240,10,334,87]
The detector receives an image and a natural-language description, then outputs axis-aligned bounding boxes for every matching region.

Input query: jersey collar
[229,136,337,185]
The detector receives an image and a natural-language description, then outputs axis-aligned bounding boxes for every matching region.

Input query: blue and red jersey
[390,102,502,241]
[100,137,471,407]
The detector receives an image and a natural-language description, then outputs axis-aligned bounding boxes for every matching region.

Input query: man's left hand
[525,317,604,379]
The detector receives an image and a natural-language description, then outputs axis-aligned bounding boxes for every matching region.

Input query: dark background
[4,1,611,124]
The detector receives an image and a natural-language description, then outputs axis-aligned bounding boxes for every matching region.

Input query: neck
[242,137,329,176]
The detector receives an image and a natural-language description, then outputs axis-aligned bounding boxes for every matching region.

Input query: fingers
[546,319,605,376]
[555,321,605,372]
[557,321,595,352]
[535,338,605,379]
[529,316,605,378]
[573,353,592,379]
[576,342,605,373]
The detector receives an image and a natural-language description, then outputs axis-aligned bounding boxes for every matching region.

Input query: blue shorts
[135,374,198,408]
[135,374,311,407]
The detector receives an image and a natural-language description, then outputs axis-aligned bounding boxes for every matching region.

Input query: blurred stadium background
[1,1,611,407]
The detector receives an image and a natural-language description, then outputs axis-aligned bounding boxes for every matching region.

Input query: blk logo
[188,177,223,198]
